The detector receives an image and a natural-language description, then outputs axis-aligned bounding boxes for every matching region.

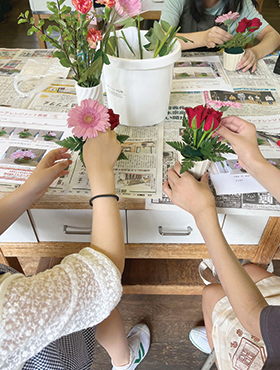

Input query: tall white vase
[75,82,104,105]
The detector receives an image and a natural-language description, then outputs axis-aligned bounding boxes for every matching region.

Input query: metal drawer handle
[158,226,192,236]
[63,225,92,235]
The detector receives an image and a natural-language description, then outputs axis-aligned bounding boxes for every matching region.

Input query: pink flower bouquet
[57,98,129,164]
[10,149,36,164]
[215,11,262,50]
[167,105,234,174]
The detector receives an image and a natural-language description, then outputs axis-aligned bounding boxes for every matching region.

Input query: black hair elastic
[89,194,119,206]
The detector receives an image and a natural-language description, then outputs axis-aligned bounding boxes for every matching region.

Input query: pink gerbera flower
[68,99,110,140]
[115,0,141,18]
[215,11,240,24]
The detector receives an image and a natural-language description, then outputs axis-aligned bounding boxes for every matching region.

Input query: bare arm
[178,26,233,50]
[217,116,280,202]
[163,165,267,338]
[0,148,71,235]
[83,130,124,274]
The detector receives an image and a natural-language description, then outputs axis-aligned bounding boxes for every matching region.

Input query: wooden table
[1,192,280,295]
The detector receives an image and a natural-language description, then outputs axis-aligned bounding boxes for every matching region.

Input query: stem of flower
[193,129,197,147]
[197,131,208,148]
[137,14,143,59]
[113,25,119,57]
[166,39,177,55]
[153,25,173,58]
[107,39,117,57]
[121,30,136,57]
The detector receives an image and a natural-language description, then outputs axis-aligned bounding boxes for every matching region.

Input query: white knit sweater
[0,247,122,370]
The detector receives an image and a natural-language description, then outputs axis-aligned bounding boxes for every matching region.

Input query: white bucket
[103,28,181,127]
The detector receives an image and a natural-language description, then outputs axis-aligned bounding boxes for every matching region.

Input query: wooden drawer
[0,212,37,242]
[223,215,269,244]
[127,210,225,244]
[30,209,127,243]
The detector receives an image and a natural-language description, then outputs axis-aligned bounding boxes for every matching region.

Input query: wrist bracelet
[89,194,119,206]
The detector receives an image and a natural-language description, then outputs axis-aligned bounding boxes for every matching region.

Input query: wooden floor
[1,0,280,369]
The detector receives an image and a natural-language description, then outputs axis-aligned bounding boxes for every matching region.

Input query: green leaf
[52,25,60,32]
[30,17,35,24]
[40,34,47,41]
[46,25,53,36]
[25,10,29,19]
[181,145,202,158]
[49,14,58,21]
[153,21,165,42]
[102,52,110,65]
[38,19,45,28]
[57,19,67,28]
[117,17,136,28]
[176,35,193,43]
[47,1,58,13]
[18,18,28,24]
[56,136,85,151]
[160,20,171,33]
[118,152,129,161]
[117,134,129,144]
[27,27,35,36]
[166,141,185,153]
[180,158,195,174]
[59,0,66,5]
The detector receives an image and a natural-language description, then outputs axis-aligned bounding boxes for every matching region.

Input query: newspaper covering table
[0,48,280,213]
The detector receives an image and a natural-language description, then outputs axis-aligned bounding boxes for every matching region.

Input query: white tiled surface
[0,212,37,242]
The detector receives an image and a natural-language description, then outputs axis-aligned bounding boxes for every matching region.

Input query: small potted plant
[215,12,262,71]
[43,131,57,141]
[56,98,129,165]
[167,104,235,179]
[18,129,32,139]
[0,128,7,137]
[10,149,36,164]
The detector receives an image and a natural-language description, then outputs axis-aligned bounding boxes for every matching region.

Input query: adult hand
[163,162,216,220]
[237,48,258,72]
[217,116,265,172]
[23,147,72,200]
[83,129,121,174]
[203,26,232,48]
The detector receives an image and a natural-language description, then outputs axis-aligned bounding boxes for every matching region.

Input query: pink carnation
[207,100,242,109]
[115,0,141,18]
[68,99,110,140]
[215,11,240,24]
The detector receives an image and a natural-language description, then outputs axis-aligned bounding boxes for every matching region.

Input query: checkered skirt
[0,264,96,370]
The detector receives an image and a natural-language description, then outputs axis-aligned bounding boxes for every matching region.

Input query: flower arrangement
[0,128,7,137]
[10,149,36,164]
[167,105,235,174]
[18,0,189,88]
[57,98,129,164]
[43,131,57,141]
[19,130,32,138]
[215,11,262,50]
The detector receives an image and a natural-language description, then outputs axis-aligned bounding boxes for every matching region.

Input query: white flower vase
[75,82,104,105]
[103,28,181,127]
[223,47,244,71]
[188,159,211,180]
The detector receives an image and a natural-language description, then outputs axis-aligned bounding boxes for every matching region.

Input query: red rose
[86,28,103,49]
[185,105,207,129]
[247,18,262,33]
[108,108,120,130]
[236,18,250,33]
[72,0,92,14]
[203,108,222,132]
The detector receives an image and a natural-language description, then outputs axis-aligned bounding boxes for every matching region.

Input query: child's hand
[237,48,258,72]
[22,147,72,201]
[163,162,216,220]
[83,129,121,174]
